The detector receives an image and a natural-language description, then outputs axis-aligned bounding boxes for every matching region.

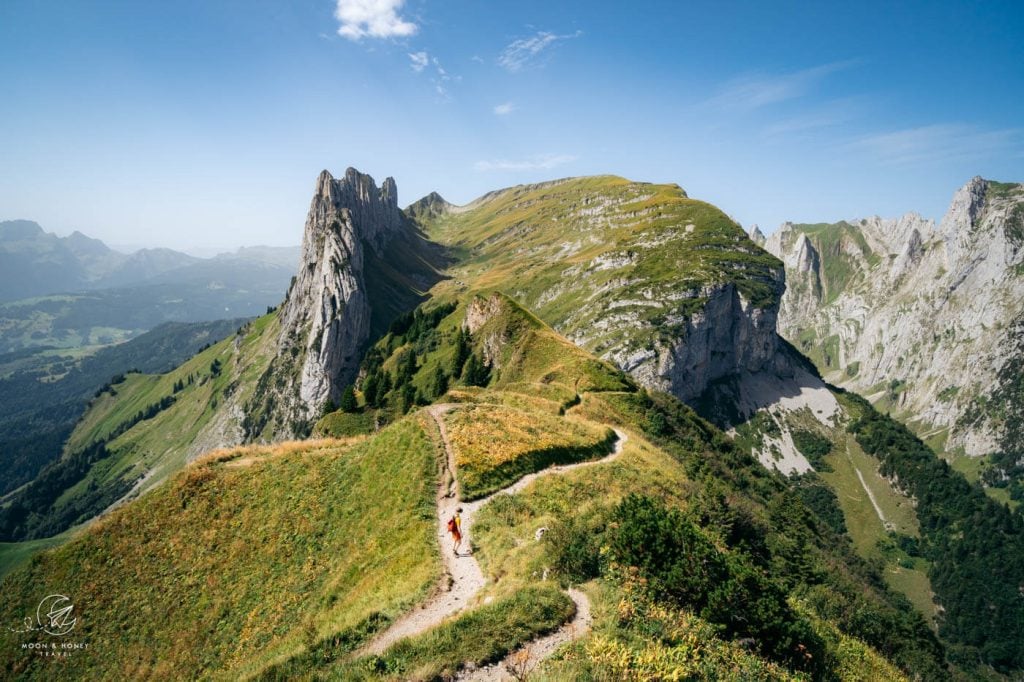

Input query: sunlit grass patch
[0,415,440,681]
[331,585,574,681]
[444,404,616,500]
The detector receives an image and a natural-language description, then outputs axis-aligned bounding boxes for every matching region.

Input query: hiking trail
[846,442,894,531]
[359,402,626,677]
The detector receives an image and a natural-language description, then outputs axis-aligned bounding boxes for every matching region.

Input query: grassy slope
[0,417,438,681]
[0,313,282,568]
[469,388,910,681]
[315,294,927,680]
[81,314,276,494]
[0,529,74,580]
[1,173,957,678]
[818,433,937,625]
[18,172,763,553]
[443,403,615,499]
[420,176,783,360]
[66,312,278,457]
[731,388,939,628]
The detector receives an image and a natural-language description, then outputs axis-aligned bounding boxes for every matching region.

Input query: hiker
[447,507,463,556]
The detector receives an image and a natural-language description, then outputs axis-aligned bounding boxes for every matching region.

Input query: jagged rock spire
[748,224,766,246]
[276,168,404,423]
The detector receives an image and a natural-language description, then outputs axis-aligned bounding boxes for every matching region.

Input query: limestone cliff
[764,178,1024,460]
[278,169,402,411]
[608,278,786,403]
[245,168,443,437]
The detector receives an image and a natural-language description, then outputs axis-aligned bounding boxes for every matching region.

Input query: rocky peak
[273,167,408,428]
[770,175,1024,462]
[310,168,403,255]
[405,191,453,224]
[748,224,766,246]
[790,233,820,274]
[939,176,988,266]
[940,176,987,234]
[890,227,924,279]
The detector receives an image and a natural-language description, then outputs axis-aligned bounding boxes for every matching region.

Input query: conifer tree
[462,353,491,387]
[339,385,357,412]
[431,365,449,399]
[362,371,379,407]
[451,327,471,377]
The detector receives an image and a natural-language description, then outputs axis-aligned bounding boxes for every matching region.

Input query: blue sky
[1,0,1022,252]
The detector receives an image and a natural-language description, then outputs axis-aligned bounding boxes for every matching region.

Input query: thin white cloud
[335,0,417,41]
[493,102,514,116]
[430,56,455,98]
[474,154,577,172]
[407,52,457,99]
[498,30,582,72]
[408,51,428,72]
[702,61,857,111]
[762,97,865,138]
[849,124,1022,166]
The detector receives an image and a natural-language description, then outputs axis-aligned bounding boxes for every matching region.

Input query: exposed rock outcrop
[463,293,511,369]
[249,168,413,435]
[765,178,1024,457]
[608,278,787,403]
[280,169,403,409]
[748,224,766,246]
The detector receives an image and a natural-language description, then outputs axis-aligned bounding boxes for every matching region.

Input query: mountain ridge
[762,177,1024,492]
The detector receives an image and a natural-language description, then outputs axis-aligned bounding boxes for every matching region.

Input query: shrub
[606,494,823,672]
[545,509,608,584]
[791,429,833,471]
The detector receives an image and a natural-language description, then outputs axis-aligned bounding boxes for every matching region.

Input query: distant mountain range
[0,220,300,352]
[0,219,299,302]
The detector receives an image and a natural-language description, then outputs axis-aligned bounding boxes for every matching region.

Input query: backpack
[447,516,457,533]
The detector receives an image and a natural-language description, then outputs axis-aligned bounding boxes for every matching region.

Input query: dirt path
[359,403,626,666]
[455,587,593,681]
[847,443,893,530]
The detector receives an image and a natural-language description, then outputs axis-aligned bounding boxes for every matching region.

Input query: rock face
[266,168,407,431]
[748,224,766,247]
[610,279,786,403]
[764,178,1024,457]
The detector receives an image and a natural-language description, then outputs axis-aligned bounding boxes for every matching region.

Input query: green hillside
[6,173,1021,677]
[0,293,936,680]
[0,317,250,502]
[0,419,438,680]
[417,176,783,360]
[0,312,281,548]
